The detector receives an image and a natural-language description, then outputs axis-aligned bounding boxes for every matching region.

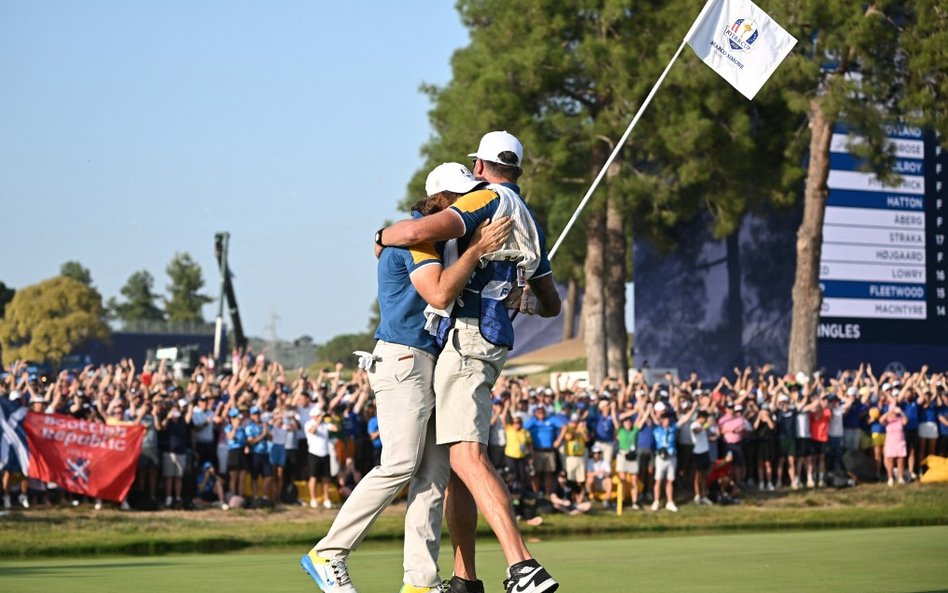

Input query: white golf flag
[686,0,797,100]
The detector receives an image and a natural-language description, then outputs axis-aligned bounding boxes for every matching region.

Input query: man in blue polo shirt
[524,406,562,496]
[302,164,511,593]
[378,131,561,593]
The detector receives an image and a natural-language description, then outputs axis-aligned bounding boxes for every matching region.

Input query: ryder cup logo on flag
[686,0,797,100]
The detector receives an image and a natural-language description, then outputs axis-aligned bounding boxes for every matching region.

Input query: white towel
[423,185,542,335]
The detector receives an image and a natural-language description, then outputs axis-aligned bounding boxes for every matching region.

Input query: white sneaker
[806,478,815,489]
[758,482,765,491]
[2,494,10,509]
[694,495,701,504]
[120,501,131,511]
[767,482,775,492]
[165,495,173,507]
[897,477,905,485]
[94,499,103,510]
[221,502,230,511]
[300,549,358,593]
[791,480,801,490]
[665,501,679,512]
[323,498,333,510]
[71,499,80,507]
[650,501,660,512]
[700,497,713,505]
[631,503,641,510]
[310,498,319,509]
[887,477,894,487]
[18,494,29,509]
[503,559,557,593]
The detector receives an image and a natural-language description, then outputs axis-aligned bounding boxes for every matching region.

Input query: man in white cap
[302,163,511,593]
[376,131,561,593]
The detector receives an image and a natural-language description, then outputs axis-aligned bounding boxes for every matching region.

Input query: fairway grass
[1,526,946,593]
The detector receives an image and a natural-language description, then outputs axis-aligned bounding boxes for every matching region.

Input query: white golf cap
[309,406,323,417]
[778,394,790,403]
[654,401,667,413]
[425,162,484,197]
[468,130,523,167]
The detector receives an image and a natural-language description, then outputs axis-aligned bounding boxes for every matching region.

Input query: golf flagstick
[546,0,716,261]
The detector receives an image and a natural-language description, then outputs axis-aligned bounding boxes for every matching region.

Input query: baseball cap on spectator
[569,413,580,423]
[202,461,213,472]
[734,404,744,412]
[795,371,808,384]
[425,162,485,197]
[177,397,189,408]
[228,408,240,418]
[847,387,857,396]
[882,382,891,391]
[778,394,790,403]
[250,405,260,415]
[654,401,667,413]
[309,406,323,417]
[591,444,603,453]
[30,394,44,405]
[9,391,22,401]
[468,130,523,167]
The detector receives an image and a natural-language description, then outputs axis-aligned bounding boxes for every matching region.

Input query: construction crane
[214,232,248,364]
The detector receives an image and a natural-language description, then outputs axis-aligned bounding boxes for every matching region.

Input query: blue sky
[0,1,470,342]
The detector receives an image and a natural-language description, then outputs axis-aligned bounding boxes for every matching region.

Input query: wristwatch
[375,228,385,247]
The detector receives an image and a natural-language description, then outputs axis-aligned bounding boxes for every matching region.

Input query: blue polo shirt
[448,185,552,322]
[374,240,441,355]
[653,423,679,456]
[902,400,919,430]
[524,415,562,449]
[367,416,382,449]
[244,421,267,454]
[843,402,865,429]
[636,420,655,451]
[226,423,246,450]
[590,412,616,443]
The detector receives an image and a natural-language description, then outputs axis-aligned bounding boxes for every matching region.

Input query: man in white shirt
[305,407,337,510]
[690,410,713,505]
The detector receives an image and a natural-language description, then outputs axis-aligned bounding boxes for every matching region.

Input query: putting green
[0,526,945,593]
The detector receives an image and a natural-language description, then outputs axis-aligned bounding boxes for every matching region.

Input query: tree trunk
[788,98,834,374]
[584,205,608,386]
[605,191,628,381]
[562,276,578,340]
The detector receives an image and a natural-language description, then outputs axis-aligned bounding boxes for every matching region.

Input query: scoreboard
[819,125,948,345]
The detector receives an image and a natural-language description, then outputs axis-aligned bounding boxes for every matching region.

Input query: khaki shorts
[564,455,586,482]
[434,318,507,445]
[534,450,557,474]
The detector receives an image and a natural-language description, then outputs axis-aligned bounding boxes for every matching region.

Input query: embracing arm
[381,209,466,247]
[411,218,512,310]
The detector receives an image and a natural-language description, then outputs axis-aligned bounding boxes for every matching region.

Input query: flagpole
[547,0,717,260]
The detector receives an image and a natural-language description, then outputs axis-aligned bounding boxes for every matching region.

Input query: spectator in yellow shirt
[503,416,532,496]
[555,414,588,484]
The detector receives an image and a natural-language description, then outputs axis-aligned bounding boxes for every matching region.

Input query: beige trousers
[315,340,450,587]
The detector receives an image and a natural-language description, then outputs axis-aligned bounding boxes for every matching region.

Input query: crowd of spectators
[0,353,377,511]
[1,355,946,515]
[485,364,948,515]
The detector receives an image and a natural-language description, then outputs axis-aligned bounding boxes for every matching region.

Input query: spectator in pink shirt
[718,403,746,485]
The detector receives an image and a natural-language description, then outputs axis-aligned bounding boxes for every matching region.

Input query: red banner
[23,412,145,502]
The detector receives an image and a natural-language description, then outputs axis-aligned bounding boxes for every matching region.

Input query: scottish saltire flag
[686,0,797,100]
[0,398,29,474]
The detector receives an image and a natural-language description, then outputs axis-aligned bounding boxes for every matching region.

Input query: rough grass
[1,482,946,558]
